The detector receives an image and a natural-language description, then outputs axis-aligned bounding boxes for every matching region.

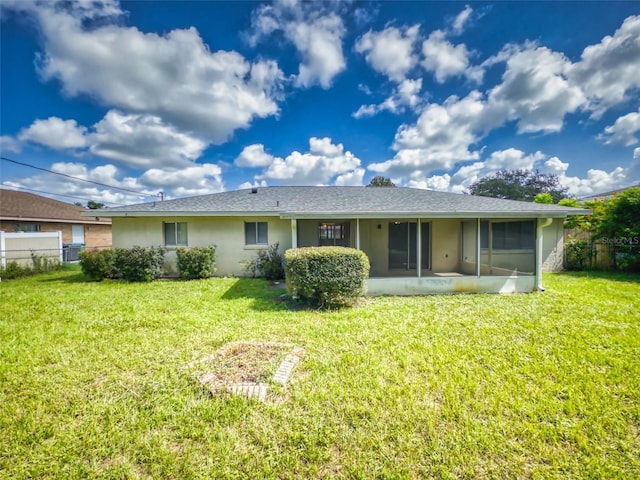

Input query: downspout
[536,218,553,291]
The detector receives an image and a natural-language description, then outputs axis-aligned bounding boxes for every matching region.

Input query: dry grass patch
[182,341,302,399]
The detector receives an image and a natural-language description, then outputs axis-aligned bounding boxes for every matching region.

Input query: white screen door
[72,225,85,244]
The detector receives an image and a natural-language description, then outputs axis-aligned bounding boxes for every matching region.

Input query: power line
[0,183,124,207]
[1,156,158,198]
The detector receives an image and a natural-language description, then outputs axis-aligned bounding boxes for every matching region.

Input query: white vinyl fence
[0,231,63,268]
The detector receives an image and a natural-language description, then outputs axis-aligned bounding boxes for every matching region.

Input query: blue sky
[1,1,639,206]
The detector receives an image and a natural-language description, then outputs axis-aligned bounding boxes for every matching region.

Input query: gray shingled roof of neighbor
[1,188,111,224]
[83,186,591,219]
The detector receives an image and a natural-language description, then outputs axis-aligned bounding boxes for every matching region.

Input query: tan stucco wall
[541,218,564,272]
[112,216,292,276]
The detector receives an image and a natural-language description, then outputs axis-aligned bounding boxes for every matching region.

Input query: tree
[367,176,396,187]
[468,169,569,203]
[596,187,640,270]
[87,200,105,209]
[534,193,553,204]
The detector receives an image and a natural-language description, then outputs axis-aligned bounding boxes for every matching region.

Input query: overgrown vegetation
[0,252,64,279]
[79,249,115,281]
[562,187,640,271]
[80,246,166,282]
[244,242,285,280]
[285,246,370,308]
[1,269,638,478]
[176,245,217,280]
[113,246,166,282]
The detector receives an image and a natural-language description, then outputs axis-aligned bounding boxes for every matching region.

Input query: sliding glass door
[388,222,430,270]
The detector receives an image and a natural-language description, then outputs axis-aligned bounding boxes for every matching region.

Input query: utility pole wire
[1,156,158,198]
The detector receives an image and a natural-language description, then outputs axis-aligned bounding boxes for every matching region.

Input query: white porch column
[355,218,360,250]
[536,218,553,291]
[291,219,298,249]
[476,218,481,277]
[417,218,422,278]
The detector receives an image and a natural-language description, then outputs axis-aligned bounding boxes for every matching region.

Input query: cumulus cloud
[248,0,346,88]
[568,15,640,118]
[486,45,585,133]
[369,91,485,176]
[354,25,420,82]
[353,78,422,118]
[89,111,207,168]
[421,30,481,84]
[18,117,88,150]
[235,144,277,168]
[0,135,22,153]
[141,164,224,197]
[14,1,282,144]
[247,137,363,185]
[598,108,640,146]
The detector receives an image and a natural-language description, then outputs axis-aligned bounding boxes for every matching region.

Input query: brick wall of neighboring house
[85,224,112,250]
[0,220,112,249]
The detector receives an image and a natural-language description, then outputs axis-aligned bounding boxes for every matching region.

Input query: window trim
[244,221,268,246]
[163,221,188,247]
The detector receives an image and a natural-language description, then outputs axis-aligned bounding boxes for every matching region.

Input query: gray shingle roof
[84,186,589,219]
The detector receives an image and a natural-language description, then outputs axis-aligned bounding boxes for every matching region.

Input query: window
[164,222,188,246]
[481,220,534,250]
[318,222,350,246]
[16,223,39,232]
[245,222,268,245]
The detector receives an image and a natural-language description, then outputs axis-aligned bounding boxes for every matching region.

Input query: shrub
[79,249,116,281]
[0,261,28,280]
[244,242,285,280]
[565,238,593,270]
[176,246,217,280]
[29,253,62,274]
[113,246,165,282]
[284,246,370,308]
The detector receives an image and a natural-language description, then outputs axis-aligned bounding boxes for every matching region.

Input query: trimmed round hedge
[284,246,370,308]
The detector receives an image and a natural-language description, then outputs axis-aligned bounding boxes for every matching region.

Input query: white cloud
[249,1,345,89]
[141,164,224,197]
[406,172,451,191]
[353,79,422,118]
[235,144,277,168]
[598,108,640,146]
[16,2,282,144]
[568,15,640,118]
[354,25,420,82]
[451,5,473,35]
[369,91,485,176]
[89,111,206,168]
[0,135,22,153]
[18,117,88,150]
[335,168,365,186]
[257,137,362,185]
[238,179,268,190]
[486,45,585,133]
[421,30,480,83]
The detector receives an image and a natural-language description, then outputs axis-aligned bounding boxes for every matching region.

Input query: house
[0,189,112,260]
[85,186,589,295]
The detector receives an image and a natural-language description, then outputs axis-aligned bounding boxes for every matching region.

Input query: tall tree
[367,176,396,187]
[468,169,569,203]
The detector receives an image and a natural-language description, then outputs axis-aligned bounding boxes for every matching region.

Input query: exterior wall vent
[250,188,258,194]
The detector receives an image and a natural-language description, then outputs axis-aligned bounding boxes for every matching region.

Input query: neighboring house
[0,189,112,260]
[579,183,639,201]
[86,186,589,295]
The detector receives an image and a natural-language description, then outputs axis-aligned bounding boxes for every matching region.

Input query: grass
[1,268,639,479]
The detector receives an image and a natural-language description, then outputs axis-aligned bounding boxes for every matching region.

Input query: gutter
[536,218,553,291]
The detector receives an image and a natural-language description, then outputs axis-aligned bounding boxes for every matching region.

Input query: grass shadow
[221,278,290,312]
[554,270,640,283]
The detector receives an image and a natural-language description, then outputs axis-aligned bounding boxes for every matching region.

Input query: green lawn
[1,269,639,479]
